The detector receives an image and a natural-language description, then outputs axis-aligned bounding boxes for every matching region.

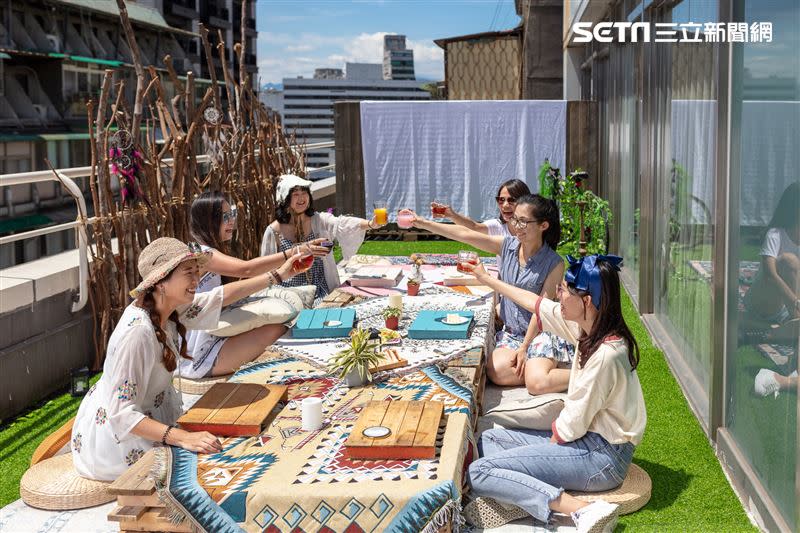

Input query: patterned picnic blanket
[274,286,495,381]
[154,355,476,533]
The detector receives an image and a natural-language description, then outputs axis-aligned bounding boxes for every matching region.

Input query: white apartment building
[281,75,430,171]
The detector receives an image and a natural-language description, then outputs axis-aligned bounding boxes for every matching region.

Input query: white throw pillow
[482,392,566,431]
[207,285,315,337]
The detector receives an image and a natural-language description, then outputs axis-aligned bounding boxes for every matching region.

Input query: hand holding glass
[373,201,388,226]
[457,250,479,274]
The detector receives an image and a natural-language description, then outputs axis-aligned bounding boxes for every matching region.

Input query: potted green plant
[329,328,384,387]
[407,254,424,296]
[382,307,402,330]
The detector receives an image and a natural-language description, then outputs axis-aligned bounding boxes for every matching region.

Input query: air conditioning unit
[32,104,47,120]
[45,34,61,53]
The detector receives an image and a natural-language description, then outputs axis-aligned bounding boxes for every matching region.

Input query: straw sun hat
[129,237,211,298]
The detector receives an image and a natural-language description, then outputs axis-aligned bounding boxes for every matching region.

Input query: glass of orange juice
[373,200,388,226]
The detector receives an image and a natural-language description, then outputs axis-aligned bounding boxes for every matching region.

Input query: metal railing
[0,140,335,313]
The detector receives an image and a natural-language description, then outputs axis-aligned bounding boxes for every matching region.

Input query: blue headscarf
[564,254,623,309]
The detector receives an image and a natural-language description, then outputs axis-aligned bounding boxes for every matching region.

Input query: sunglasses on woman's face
[495,196,517,205]
[222,207,238,224]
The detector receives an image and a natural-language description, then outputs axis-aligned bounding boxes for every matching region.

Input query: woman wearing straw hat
[181,191,330,379]
[71,238,308,481]
[260,174,384,300]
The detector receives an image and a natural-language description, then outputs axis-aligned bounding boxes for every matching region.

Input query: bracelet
[367,220,376,229]
[282,249,288,260]
[266,272,275,288]
[161,425,175,445]
[271,269,283,284]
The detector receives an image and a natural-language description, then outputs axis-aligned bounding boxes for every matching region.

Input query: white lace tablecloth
[275,286,496,379]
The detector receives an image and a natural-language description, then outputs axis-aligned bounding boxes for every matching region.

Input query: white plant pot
[342,365,370,387]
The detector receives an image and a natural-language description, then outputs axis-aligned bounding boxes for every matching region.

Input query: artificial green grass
[0,240,758,531]
[617,290,756,532]
[0,374,101,507]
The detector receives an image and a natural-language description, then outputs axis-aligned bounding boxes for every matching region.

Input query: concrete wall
[0,178,336,422]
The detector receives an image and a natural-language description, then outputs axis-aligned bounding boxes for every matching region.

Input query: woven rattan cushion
[568,463,652,515]
[20,452,114,510]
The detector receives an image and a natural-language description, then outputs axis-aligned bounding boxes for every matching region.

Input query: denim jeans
[467,428,635,523]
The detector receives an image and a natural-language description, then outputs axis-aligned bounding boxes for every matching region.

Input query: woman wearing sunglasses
[181,191,327,379]
[407,194,575,394]
[432,180,530,270]
[461,255,645,531]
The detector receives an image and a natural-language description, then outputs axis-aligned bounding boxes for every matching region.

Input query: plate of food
[379,328,402,345]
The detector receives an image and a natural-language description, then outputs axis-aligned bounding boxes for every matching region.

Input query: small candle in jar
[388,293,403,313]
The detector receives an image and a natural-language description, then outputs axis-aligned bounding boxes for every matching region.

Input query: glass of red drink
[431,200,447,219]
[456,250,479,273]
[293,254,315,271]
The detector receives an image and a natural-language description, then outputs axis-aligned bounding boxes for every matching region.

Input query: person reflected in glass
[748,183,799,397]
[407,195,575,394]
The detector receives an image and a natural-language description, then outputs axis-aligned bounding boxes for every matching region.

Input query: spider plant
[329,327,384,383]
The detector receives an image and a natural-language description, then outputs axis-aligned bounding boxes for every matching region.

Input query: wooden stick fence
[81,0,304,368]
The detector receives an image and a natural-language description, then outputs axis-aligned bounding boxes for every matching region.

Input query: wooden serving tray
[344,400,444,460]
[177,383,288,436]
[369,348,408,374]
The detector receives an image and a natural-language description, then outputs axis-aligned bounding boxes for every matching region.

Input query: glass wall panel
[728,0,799,529]
[652,0,719,415]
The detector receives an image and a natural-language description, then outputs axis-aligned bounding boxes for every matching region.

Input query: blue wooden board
[407,310,474,340]
[293,308,355,338]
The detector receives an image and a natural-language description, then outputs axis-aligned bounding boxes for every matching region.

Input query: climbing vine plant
[537,160,612,257]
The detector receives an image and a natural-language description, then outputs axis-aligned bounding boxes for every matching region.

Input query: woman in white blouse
[71,238,306,481]
[260,174,384,299]
[462,254,646,532]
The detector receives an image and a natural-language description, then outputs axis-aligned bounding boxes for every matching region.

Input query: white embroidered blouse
[71,287,223,481]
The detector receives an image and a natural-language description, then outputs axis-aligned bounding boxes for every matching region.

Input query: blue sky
[256,0,521,85]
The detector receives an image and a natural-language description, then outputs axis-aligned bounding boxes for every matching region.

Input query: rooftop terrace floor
[0,241,757,531]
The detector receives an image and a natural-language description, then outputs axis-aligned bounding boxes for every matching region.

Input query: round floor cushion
[568,463,652,515]
[20,452,114,510]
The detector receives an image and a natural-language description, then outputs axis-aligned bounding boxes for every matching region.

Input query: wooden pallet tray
[369,348,408,373]
[177,383,288,436]
[345,400,444,460]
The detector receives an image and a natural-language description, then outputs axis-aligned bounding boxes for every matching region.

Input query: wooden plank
[369,348,408,374]
[176,383,236,424]
[117,494,162,507]
[30,416,74,466]
[210,384,264,426]
[108,505,147,522]
[334,101,366,218]
[115,508,192,532]
[412,401,444,449]
[108,450,156,496]
[233,385,287,427]
[178,384,286,435]
[393,401,425,447]
[345,401,389,448]
[379,400,409,447]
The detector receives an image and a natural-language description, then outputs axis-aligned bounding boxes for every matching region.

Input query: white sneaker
[571,500,619,533]
[754,369,781,398]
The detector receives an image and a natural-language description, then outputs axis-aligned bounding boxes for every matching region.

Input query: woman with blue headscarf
[461,255,646,533]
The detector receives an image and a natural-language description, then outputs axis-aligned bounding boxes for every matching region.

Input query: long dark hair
[767,182,799,232]
[570,260,640,371]
[276,185,316,224]
[190,191,229,253]
[516,194,561,249]
[138,273,191,372]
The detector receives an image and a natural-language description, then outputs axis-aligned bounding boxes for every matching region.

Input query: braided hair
[140,288,192,372]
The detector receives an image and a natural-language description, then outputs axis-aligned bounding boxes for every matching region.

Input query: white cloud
[259,31,444,83]
[286,44,314,52]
